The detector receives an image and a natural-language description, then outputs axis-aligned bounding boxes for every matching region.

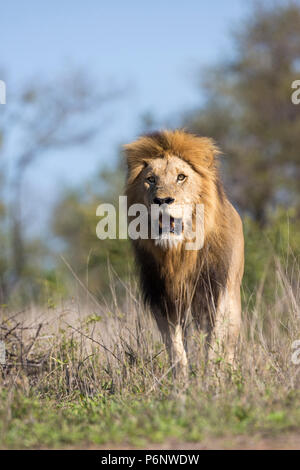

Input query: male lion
[124,130,244,379]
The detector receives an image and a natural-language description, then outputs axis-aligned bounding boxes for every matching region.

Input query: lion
[124,129,244,379]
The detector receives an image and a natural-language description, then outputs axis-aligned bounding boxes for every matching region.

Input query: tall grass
[0,253,300,448]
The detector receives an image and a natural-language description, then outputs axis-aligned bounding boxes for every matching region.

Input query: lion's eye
[147,176,156,184]
[177,174,186,182]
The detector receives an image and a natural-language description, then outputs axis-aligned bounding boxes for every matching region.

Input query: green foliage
[243,207,300,305]
[185,2,300,224]
[52,159,133,298]
[1,386,300,449]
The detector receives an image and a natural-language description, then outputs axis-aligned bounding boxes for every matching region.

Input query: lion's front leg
[169,323,188,380]
[154,312,188,381]
[209,285,241,366]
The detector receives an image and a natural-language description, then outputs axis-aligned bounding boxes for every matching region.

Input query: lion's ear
[123,143,146,184]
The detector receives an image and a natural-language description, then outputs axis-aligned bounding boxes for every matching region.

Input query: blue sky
[1,0,247,206]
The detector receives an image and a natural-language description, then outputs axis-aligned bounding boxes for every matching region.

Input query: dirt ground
[66,433,300,450]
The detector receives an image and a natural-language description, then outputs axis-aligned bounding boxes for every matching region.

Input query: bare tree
[0,69,121,293]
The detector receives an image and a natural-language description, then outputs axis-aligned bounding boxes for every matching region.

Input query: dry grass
[0,257,300,448]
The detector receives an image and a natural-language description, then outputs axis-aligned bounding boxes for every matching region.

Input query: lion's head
[124,130,222,250]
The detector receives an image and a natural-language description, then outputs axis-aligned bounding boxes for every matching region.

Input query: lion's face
[138,155,202,248]
[125,130,220,250]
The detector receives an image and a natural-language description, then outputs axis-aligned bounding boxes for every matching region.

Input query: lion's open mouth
[158,213,184,235]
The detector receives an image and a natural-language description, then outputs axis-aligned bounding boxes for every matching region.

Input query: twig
[63,321,124,365]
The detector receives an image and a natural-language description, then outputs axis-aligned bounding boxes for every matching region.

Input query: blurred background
[0,0,300,307]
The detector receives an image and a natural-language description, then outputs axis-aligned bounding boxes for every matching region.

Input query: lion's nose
[153,197,175,205]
